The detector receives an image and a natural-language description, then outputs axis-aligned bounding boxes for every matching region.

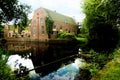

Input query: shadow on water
[3,41,80,77]
[30,42,79,76]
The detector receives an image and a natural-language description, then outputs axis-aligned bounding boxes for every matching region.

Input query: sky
[19,0,85,23]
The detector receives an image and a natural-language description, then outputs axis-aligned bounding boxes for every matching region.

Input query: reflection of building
[4,25,31,38]
[30,7,78,40]
[7,42,31,52]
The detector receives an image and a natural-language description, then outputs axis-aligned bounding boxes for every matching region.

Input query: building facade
[30,7,78,41]
[4,25,30,38]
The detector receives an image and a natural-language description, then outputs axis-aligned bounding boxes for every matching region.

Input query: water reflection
[7,54,37,77]
[5,42,83,78]
[38,58,85,80]
[30,42,78,76]
[7,54,84,80]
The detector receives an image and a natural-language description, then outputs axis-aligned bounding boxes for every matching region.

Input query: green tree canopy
[0,0,31,25]
[82,0,120,53]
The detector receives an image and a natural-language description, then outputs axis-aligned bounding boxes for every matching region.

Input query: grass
[76,37,87,43]
[91,49,120,80]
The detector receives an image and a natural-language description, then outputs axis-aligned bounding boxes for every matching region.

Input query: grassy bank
[91,49,120,80]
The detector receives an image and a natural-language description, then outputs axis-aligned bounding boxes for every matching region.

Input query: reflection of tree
[14,62,29,78]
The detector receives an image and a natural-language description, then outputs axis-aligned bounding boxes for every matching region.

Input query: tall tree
[0,0,31,26]
[82,0,120,53]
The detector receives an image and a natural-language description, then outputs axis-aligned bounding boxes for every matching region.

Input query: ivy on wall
[45,17,54,38]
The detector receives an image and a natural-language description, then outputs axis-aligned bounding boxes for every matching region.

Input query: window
[9,33,11,37]
[40,18,44,23]
[60,26,63,31]
[53,25,57,31]
[33,27,36,35]
[53,31,57,35]
[60,26,62,30]
[34,20,36,24]
[41,26,44,34]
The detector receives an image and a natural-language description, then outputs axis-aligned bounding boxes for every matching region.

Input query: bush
[84,50,114,78]
[0,49,16,80]
[89,63,100,76]
[58,32,76,40]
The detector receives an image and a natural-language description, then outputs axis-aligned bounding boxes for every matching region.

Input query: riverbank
[91,49,120,80]
[0,38,78,43]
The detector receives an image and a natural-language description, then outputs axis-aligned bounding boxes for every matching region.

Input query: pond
[2,41,85,80]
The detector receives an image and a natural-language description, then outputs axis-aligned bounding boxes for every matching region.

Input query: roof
[42,8,77,25]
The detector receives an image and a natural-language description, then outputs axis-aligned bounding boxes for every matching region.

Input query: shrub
[89,63,100,76]
[58,32,76,40]
[0,49,16,80]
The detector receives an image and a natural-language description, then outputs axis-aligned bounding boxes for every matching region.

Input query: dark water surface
[3,41,84,79]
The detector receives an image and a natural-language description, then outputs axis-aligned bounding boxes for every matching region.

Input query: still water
[3,41,85,80]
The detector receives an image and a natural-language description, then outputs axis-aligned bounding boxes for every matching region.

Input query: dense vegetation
[0,0,31,24]
[0,25,4,38]
[81,0,120,53]
[0,49,16,80]
[58,31,76,40]
[76,0,120,79]
[0,0,31,79]
[0,0,31,35]
[91,49,120,80]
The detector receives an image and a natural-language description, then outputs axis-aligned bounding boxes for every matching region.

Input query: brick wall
[30,8,48,40]
[30,8,78,41]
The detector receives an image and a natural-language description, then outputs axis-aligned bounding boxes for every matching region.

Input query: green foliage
[0,0,31,25]
[89,49,120,80]
[76,37,87,44]
[45,17,54,38]
[80,19,89,37]
[89,49,96,55]
[85,53,109,78]
[89,63,100,76]
[0,49,16,80]
[58,31,76,40]
[0,25,4,38]
[75,37,88,50]
[77,34,87,38]
[83,49,114,78]
[89,49,113,66]
[99,51,120,80]
[82,0,120,53]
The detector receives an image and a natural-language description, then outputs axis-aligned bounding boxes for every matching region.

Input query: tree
[82,0,120,53]
[0,0,31,33]
[45,17,54,39]
[0,49,16,80]
[0,25,4,38]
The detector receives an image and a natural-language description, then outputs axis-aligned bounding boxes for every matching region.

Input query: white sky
[19,0,85,23]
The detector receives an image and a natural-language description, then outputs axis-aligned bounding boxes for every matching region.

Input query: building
[4,25,30,38]
[30,7,78,41]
